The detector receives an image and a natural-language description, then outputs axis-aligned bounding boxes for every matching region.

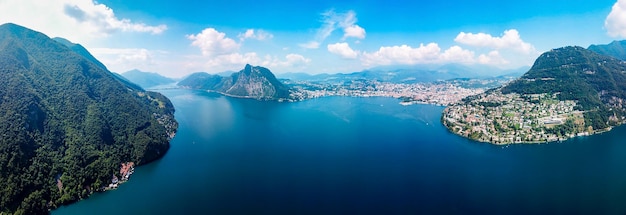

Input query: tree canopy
[0,23,177,214]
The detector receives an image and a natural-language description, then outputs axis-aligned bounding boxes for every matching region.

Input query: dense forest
[501,46,626,130]
[0,23,177,214]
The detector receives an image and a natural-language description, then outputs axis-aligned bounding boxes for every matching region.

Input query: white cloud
[454,29,535,54]
[361,43,443,66]
[478,50,509,65]
[301,9,366,49]
[299,41,321,49]
[205,52,262,68]
[336,10,366,40]
[360,43,518,67]
[187,28,240,57]
[440,46,475,63]
[186,53,311,74]
[284,54,312,67]
[327,42,359,59]
[0,0,166,43]
[89,48,169,72]
[343,25,366,40]
[238,29,274,41]
[62,4,166,35]
[606,0,626,37]
[186,27,309,73]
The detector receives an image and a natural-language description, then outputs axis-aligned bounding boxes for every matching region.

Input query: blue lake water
[54,89,626,214]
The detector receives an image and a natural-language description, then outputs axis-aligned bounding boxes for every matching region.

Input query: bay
[53,89,626,214]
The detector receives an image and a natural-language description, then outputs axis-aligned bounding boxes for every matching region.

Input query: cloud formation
[0,0,166,42]
[361,43,444,66]
[327,42,359,59]
[343,25,366,40]
[238,29,274,41]
[300,10,366,49]
[62,4,166,35]
[89,47,171,73]
[189,52,311,73]
[606,0,626,37]
[187,28,240,57]
[360,43,511,67]
[454,29,535,54]
[187,27,310,73]
[478,51,509,65]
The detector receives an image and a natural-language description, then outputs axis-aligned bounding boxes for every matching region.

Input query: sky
[0,0,625,78]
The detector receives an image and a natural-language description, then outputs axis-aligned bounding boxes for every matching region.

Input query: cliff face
[223,64,290,99]
[178,64,291,100]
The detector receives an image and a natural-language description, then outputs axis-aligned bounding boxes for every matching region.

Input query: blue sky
[0,0,624,77]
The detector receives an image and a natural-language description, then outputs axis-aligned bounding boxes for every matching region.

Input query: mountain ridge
[588,40,626,60]
[277,64,528,82]
[120,69,176,89]
[0,23,177,214]
[443,45,626,144]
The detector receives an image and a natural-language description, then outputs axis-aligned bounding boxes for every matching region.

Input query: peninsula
[443,46,626,144]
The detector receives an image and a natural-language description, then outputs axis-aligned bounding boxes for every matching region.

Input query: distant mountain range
[120,69,176,89]
[277,64,528,83]
[179,64,291,100]
[588,40,626,60]
[0,23,177,214]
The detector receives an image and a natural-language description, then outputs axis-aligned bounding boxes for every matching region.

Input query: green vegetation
[444,45,626,144]
[0,23,177,214]
[501,46,626,130]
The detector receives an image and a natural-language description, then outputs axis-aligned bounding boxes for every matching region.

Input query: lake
[54,89,626,214]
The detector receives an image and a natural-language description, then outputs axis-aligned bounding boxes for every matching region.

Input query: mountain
[502,46,626,110]
[0,23,177,214]
[178,64,291,100]
[53,37,108,70]
[52,38,144,91]
[278,64,527,83]
[120,69,176,89]
[444,46,626,143]
[178,72,226,89]
[503,46,626,129]
[588,40,626,60]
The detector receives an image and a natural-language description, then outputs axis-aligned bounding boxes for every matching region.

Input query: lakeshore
[53,89,626,215]
[442,89,624,144]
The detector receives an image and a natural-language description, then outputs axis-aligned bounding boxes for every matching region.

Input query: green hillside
[0,23,177,214]
[502,46,626,129]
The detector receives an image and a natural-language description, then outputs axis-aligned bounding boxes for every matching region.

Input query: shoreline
[442,116,615,145]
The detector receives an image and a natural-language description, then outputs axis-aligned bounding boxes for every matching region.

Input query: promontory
[443,45,626,144]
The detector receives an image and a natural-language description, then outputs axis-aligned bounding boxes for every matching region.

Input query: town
[442,90,596,144]
[285,78,506,105]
